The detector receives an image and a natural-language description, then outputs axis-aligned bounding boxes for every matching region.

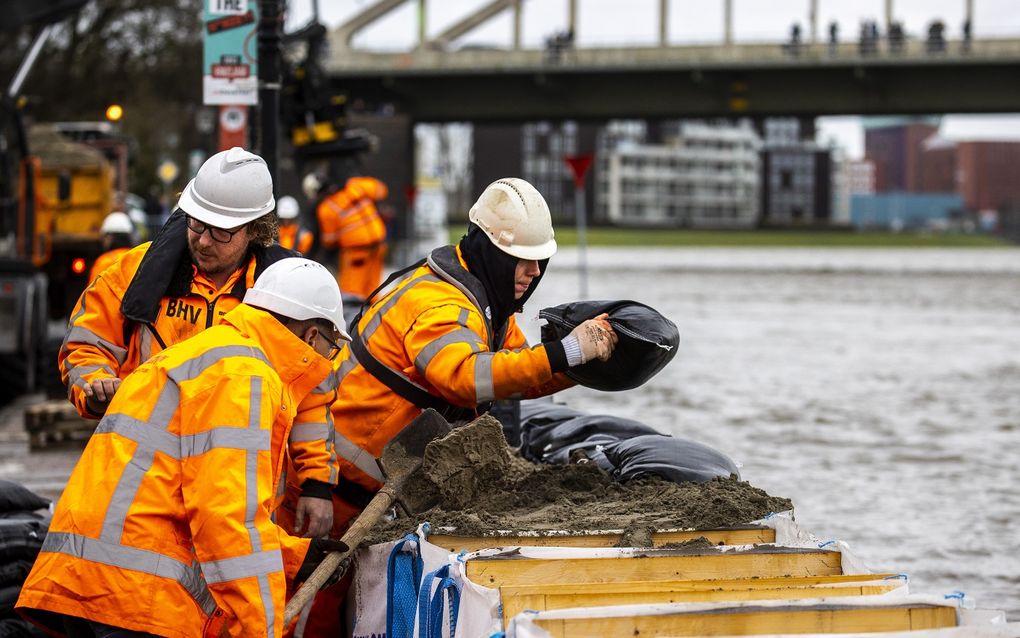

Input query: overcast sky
[285,0,1020,158]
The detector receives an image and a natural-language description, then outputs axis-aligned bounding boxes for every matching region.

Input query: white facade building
[832,155,876,225]
[597,121,761,227]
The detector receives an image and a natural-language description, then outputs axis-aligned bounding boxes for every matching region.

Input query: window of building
[780,169,794,190]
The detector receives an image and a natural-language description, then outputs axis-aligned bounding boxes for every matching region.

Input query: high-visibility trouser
[337,243,385,299]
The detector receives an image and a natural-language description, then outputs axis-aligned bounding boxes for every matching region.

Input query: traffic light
[105,104,124,122]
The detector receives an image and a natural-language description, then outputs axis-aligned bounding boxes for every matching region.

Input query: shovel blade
[378,408,452,479]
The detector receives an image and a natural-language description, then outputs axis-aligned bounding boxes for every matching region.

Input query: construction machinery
[0,0,117,406]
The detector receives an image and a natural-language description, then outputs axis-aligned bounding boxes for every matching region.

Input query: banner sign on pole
[218,105,249,151]
[203,0,259,105]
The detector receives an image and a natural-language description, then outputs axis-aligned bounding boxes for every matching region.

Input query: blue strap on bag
[387,534,424,638]
[417,564,461,638]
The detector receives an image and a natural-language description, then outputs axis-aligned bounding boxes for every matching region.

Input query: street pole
[258,0,283,195]
[563,154,594,300]
[574,185,589,299]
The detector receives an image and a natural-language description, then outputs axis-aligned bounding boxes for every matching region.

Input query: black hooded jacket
[457,224,549,338]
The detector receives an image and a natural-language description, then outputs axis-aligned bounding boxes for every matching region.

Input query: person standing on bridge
[304,171,389,299]
[59,148,339,539]
[18,258,350,638]
[289,178,619,635]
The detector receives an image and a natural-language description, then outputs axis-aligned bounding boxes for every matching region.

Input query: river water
[1,246,1018,618]
[519,246,1020,619]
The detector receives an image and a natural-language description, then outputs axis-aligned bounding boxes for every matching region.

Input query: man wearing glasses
[20,258,350,638]
[58,148,340,539]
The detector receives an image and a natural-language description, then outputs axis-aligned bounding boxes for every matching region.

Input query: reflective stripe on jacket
[330,244,574,492]
[59,242,340,491]
[88,247,130,283]
[315,177,387,249]
[278,225,313,254]
[18,304,331,638]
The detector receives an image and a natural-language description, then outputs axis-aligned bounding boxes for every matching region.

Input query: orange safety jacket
[278,223,314,255]
[315,176,387,249]
[60,217,339,493]
[17,304,331,638]
[330,244,574,493]
[88,247,130,283]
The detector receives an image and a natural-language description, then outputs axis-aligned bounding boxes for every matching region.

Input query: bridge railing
[326,34,1020,74]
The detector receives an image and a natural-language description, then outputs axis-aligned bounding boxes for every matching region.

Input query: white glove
[567,313,618,364]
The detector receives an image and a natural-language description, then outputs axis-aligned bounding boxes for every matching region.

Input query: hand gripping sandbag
[540,300,679,391]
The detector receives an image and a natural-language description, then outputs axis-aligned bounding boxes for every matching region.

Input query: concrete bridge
[322,0,1020,120]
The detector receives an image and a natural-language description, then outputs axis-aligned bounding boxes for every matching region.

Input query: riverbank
[448,227,1012,248]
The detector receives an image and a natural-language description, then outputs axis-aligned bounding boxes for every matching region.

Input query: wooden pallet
[466,546,844,589]
[24,400,95,449]
[429,526,776,552]
[530,601,958,637]
[500,573,905,624]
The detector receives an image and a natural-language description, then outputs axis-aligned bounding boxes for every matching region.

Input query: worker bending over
[60,148,338,538]
[293,178,618,635]
[18,258,349,638]
[305,173,388,298]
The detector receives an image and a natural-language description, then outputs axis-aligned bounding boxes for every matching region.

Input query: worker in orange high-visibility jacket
[305,173,388,298]
[60,149,340,540]
[291,178,619,637]
[88,211,136,283]
[276,195,314,254]
[17,258,350,638]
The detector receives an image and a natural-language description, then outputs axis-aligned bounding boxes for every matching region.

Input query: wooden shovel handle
[284,483,398,625]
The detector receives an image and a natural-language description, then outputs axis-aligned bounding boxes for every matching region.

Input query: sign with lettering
[202,0,258,105]
[208,0,247,15]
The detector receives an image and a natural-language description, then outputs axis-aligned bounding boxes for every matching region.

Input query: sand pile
[371,415,792,543]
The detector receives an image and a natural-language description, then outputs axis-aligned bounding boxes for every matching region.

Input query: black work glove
[296,537,348,583]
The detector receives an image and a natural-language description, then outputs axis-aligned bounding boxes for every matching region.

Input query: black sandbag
[518,401,660,464]
[0,561,32,588]
[0,520,46,562]
[519,400,739,484]
[0,618,46,638]
[602,434,740,483]
[0,584,19,618]
[0,483,48,515]
[540,300,679,391]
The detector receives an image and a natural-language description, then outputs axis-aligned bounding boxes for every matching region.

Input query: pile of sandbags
[519,401,739,484]
[0,481,50,637]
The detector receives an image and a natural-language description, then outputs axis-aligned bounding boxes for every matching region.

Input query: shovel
[283,408,452,625]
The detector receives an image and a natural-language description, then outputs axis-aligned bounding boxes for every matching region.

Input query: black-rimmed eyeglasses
[320,330,344,361]
[185,216,245,244]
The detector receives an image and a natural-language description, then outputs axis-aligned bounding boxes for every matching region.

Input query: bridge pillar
[724,0,733,45]
[809,0,817,43]
[659,0,668,46]
[513,0,522,49]
[568,0,577,40]
[417,0,426,46]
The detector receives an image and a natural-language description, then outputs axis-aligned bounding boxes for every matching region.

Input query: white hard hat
[177,147,274,229]
[244,257,351,341]
[100,211,133,234]
[302,173,324,200]
[277,195,300,220]
[468,178,557,260]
